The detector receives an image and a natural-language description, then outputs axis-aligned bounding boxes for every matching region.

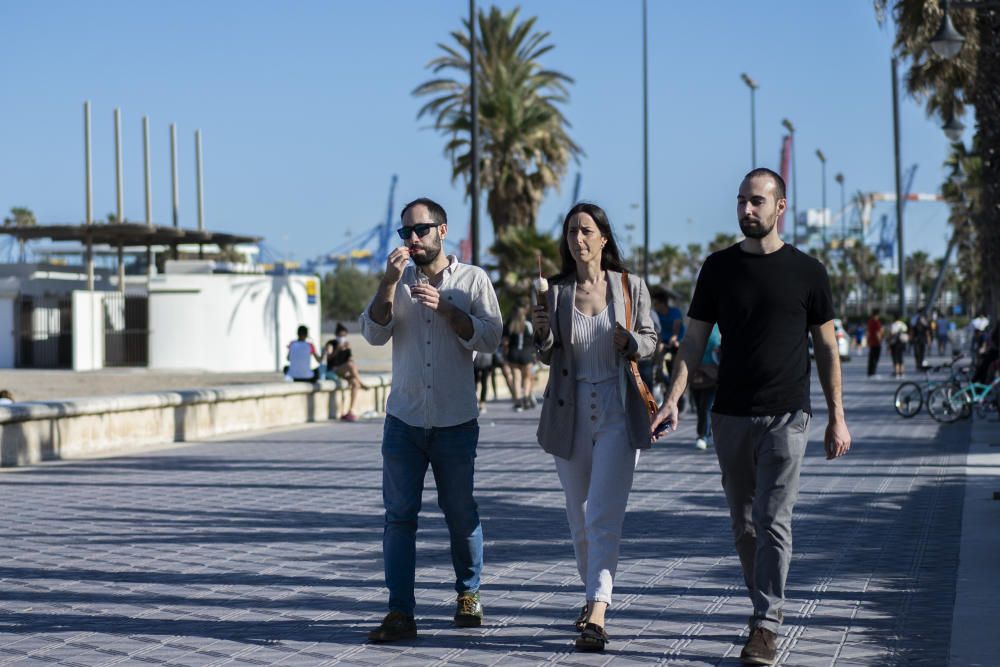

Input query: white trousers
[554,377,639,605]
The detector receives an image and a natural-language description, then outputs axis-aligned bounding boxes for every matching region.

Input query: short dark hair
[335,322,348,335]
[650,286,670,304]
[744,168,786,201]
[401,197,447,226]
[297,325,308,338]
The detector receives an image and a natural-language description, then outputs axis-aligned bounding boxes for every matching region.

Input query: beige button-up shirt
[360,256,502,428]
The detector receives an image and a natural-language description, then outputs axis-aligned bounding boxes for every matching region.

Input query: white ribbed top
[572,305,619,382]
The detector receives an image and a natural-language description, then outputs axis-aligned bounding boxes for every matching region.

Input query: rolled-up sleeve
[459,270,502,353]
[359,298,394,346]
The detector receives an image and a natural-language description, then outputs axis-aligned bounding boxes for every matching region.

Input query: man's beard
[739,215,776,240]
[410,243,442,265]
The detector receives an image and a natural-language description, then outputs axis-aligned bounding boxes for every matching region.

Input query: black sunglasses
[396,223,442,240]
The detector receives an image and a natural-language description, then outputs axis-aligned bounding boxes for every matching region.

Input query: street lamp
[469,0,480,266]
[816,148,827,246]
[942,113,965,142]
[740,73,759,168]
[930,0,966,58]
[781,118,798,245]
[835,172,846,242]
[641,0,650,283]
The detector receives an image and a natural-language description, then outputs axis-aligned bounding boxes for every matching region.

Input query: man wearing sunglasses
[361,197,503,643]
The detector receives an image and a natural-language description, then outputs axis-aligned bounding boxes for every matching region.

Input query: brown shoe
[367,611,417,643]
[454,591,483,627]
[740,627,777,665]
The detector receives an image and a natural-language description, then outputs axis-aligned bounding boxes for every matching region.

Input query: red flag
[778,134,791,235]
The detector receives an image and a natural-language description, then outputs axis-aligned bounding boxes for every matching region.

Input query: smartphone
[652,419,673,438]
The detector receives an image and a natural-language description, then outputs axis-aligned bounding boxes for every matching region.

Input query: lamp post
[641,0,650,282]
[816,149,827,247]
[782,118,798,245]
[891,56,906,320]
[469,0,480,267]
[835,172,845,243]
[740,73,759,168]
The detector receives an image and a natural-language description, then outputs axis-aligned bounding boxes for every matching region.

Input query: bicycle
[893,354,970,418]
[926,375,1000,423]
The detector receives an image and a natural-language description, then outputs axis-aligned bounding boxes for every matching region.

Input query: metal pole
[925,223,960,315]
[821,158,827,246]
[891,57,906,319]
[838,175,846,242]
[114,107,125,292]
[170,123,179,228]
[143,117,152,227]
[84,101,94,290]
[469,0,480,266]
[195,129,204,231]
[143,116,154,277]
[641,0,650,282]
[114,108,124,224]
[750,86,757,167]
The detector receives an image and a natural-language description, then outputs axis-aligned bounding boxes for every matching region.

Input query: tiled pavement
[0,359,994,666]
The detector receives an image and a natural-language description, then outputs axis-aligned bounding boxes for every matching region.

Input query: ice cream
[532,276,549,296]
[533,252,548,299]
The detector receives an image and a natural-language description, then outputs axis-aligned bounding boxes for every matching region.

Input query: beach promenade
[1,360,997,666]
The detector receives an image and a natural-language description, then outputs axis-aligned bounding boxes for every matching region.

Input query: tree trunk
[973,11,1000,318]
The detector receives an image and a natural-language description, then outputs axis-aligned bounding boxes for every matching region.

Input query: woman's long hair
[507,303,528,336]
[551,202,626,284]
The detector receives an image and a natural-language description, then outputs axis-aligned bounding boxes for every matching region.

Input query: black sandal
[574,604,589,631]
[575,622,609,652]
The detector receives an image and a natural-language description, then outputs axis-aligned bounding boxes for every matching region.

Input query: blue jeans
[381,414,483,616]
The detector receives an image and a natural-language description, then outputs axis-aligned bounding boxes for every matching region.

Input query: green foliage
[489,225,559,313]
[321,263,382,323]
[413,5,582,234]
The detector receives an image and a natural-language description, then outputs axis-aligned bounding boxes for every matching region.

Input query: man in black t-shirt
[651,168,851,666]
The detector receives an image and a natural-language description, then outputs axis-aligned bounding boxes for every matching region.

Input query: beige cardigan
[534,271,658,459]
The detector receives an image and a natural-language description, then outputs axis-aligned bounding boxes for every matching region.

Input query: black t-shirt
[688,243,835,416]
[326,347,352,370]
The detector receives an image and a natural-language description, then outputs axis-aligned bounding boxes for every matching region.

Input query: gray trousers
[711,410,810,633]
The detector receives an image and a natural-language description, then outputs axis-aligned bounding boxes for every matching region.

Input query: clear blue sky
[0,1,960,266]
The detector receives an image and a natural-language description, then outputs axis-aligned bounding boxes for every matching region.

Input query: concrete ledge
[0,373,391,468]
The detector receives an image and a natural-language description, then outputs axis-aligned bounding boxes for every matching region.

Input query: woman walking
[505,303,537,411]
[532,202,657,652]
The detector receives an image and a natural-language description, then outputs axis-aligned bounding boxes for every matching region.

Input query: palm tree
[875,0,1000,316]
[708,233,739,254]
[847,244,882,315]
[488,224,559,309]
[3,206,37,262]
[413,6,582,235]
[905,250,934,309]
[648,243,683,287]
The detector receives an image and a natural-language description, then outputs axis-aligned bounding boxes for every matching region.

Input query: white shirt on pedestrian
[360,256,502,428]
[287,340,316,379]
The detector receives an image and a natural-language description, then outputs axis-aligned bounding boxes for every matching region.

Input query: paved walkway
[1,360,997,665]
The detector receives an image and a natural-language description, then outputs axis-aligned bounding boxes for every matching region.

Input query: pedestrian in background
[285,325,321,382]
[866,309,883,377]
[690,324,721,451]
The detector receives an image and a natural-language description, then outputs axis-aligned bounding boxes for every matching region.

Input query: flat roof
[0,223,261,247]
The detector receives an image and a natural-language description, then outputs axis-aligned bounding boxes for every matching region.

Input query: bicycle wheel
[927,384,967,424]
[893,382,923,418]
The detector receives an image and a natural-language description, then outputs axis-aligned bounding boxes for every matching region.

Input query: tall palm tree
[3,206,37,262]
[708,233,739,254]
[875,0,1000,316]
[414,6,582,235]
[905,250,934,309]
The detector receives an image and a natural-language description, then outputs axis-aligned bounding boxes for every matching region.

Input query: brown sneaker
[740,627,777,665]
[367,611,417,643]
[454,591,483,627]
